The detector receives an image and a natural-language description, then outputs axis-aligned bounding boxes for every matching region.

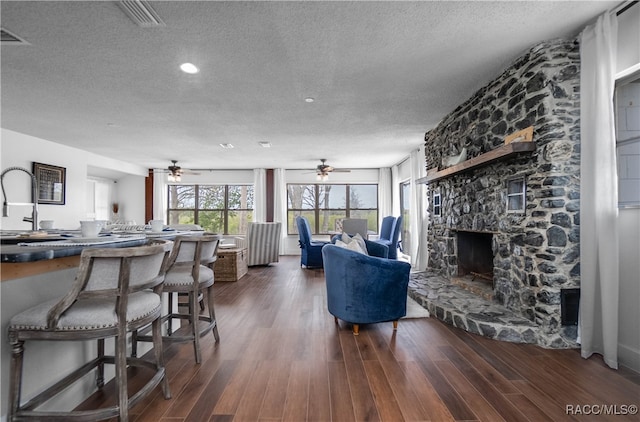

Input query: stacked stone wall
[424,39,581,348]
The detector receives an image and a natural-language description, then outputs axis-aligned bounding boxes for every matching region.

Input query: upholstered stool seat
[7,240,173,422]
[134,234,220,364]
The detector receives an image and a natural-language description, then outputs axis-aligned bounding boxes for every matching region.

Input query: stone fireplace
[418,38,581,348]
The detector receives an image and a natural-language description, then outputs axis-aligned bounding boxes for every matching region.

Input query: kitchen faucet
[1,166,39,231]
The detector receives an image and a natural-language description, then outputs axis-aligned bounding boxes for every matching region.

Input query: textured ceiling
[0,1,618,173]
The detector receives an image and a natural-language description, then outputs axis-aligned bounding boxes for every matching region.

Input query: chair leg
[152,316,171,399]
[167,292,174,335]
[8,335,24,421]
[334,316,339,324]
[206,286,220,342]
[199,292,206,312]
[352,324,360,335]
[115,331,129,422]
[393,320,398,330]
[131,328,138,358]
[97,338,105,388]
[191,291,201,364]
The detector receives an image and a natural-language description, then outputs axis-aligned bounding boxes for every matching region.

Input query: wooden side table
[214,247,248,282]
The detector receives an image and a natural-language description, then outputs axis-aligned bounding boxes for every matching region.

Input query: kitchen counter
[0,230,196,281]
[1,236,149,263]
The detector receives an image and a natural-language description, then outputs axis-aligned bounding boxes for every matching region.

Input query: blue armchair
[373,216,403,259]
[322,242,411,335]
[295,216,329,268]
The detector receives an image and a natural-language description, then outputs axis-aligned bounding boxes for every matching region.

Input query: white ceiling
[0,1,618,173]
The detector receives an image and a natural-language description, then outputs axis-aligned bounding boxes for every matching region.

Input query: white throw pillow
[335,236,368,255]
[351,233,368,255]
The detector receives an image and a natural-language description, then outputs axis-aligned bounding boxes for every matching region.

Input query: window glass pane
[198,210,224,233]
[508,196,524,211]
[288,185,316,209]
[349,210,378,232]
[228,185,254,209]
[350,185,377,209]
[168,210,195,225]
[169,185,195,208]
[228,210,253,234]
[319,185,346,209]
[288,210,317,234]
[507,179,524,194]
[319,210,345,233]
[198,186,225,209]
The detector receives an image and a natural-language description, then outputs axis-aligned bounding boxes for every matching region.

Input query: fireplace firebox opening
[456,231,494,285]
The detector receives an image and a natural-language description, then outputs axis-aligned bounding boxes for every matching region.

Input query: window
[506,177,526,213]
[432,192,441,217]
[167,184,254,234]
[615,73,640,208]
[287,184,378,235]
[400,181,411,255]
[87,178,112,221]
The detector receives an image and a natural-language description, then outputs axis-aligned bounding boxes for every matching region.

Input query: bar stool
[134,234,220,363]
[7,240,173,422]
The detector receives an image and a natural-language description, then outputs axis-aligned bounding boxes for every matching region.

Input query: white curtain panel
[273,168,288,255]
[410,149,428,271]
[152,169,168,221]
[253,168,267,223]
[378,167,392,227]
[579,12,620,369]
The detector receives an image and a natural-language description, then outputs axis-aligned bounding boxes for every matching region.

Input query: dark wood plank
[328,361,356,421]
[439,345,528,421]
[282,360,310,422]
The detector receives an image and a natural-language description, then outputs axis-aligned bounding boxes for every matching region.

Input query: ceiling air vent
[1,28,30,45]
[118,0,165,27]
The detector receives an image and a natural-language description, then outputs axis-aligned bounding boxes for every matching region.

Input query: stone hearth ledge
[409,271,541,345]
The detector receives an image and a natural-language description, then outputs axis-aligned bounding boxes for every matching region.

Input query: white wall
[1,129,147,230]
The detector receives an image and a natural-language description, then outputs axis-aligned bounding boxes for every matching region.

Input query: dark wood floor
[86,256,639,421]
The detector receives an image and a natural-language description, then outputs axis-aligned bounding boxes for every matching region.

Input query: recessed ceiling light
[180,63,199,74]
[304,97,315,103]
[220,143,234,149]
[259,141,271,148]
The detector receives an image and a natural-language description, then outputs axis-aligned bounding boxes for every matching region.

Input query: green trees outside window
[168,184,254,234]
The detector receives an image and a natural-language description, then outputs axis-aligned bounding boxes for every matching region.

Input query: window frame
[506,177,526,214]
[166,184,254,234]
[286,183,378,235]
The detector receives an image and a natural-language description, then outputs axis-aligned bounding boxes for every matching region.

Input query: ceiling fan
[164,160,199,182]
[314,159,351,180]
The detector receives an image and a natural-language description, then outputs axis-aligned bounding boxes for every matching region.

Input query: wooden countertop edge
[1,255,81,282]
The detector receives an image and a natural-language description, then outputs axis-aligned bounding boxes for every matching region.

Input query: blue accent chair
[322,242,411,335]
[374,216,403,259]
[388,215,403,259]
[295,216,329,268]
[378,216,396,244]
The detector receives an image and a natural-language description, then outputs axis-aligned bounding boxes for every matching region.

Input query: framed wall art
[32,162,66,205]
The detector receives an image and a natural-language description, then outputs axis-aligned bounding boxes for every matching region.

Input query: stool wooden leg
[207,286,220,342]
[152,316,171,399]
[97,338,105,388]
[393,320,398,330]
[167,292,174,335]
[115,331,129,422]
[352,324,360,335]
[191,291,201,364]
[8,335,24,422]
